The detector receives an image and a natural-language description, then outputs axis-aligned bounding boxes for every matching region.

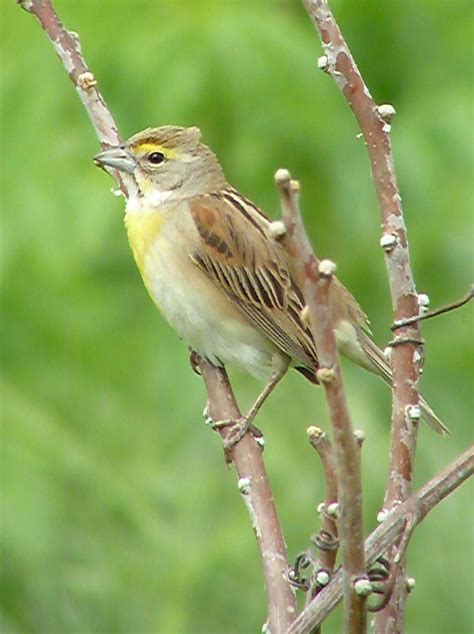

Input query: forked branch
[306,425,339,601]
[288,446,473,633]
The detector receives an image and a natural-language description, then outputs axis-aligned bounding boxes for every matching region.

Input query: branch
[306,428,363,598]
[198,359,297,632]
[17,0,127,192]
[287,446,473,633]
[274,171,367,633]
[391,286,474,330]
[19,1,296,630]
[302,2,425,628]
[305,427,340,634]
[306,426,339,610]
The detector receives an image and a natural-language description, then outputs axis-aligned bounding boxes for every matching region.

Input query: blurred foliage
[1,1,473,632]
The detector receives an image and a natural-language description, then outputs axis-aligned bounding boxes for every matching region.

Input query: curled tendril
[287,552,312,591]
[367,556,395,612]
[312,529,339,552]
[387,336,424,349]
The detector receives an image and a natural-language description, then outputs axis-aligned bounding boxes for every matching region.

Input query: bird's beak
[94,147,136,173]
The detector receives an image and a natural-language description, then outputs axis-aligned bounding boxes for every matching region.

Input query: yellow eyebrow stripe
[133,142,178,159]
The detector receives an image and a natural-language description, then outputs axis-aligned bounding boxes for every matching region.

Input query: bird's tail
[355,329,450,435]
[419,395,450,435]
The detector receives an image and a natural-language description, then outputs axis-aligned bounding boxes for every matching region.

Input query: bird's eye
[147,151,165,165]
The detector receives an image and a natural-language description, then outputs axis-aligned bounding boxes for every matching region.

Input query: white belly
[141,236,276,379]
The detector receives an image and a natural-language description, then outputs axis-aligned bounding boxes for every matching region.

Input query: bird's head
[94,125,227,203]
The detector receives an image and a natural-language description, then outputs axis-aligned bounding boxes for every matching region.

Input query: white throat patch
[125,186,174,215]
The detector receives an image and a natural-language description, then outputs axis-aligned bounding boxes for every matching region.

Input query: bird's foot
[188,348,202,375]
[213,416,263,445]
[210,416,264,462]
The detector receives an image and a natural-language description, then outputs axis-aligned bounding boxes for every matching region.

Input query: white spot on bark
[407,405,421,421]
[241,491,260,538]
[418,293,430,313]
[317,54,329,70]
[238,477,251,494]
[267,221,286,241]
[380,233,398,250]
[377,103,397,121]
[319,259,337,276]
[406,577,416,591]
[387,212,406,232]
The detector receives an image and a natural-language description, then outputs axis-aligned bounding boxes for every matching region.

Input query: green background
[1,1,473,632]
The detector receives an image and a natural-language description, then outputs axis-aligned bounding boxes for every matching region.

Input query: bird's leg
[212,354,290,452]
[244,353,290,426]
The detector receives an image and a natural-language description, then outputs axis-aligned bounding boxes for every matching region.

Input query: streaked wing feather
[189,191,318,369]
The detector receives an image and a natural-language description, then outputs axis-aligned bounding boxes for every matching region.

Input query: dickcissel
[94,125,448,436]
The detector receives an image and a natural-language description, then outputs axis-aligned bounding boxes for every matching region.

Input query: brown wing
[189,190,318,371]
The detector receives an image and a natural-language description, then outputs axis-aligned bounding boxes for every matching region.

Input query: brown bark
[276,172,367,633]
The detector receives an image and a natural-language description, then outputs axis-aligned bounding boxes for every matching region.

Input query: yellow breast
[125,210,165,274]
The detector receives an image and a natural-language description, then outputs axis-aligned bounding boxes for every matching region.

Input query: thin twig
[391,286,474,330]
[306,426,339,606]
[368,508,418,612]
[19,1,296,630]
[302,2,424,628]
[275,170,367,634]
[287,446,473,633]
[306,427,339,634]
[17,0,126,192]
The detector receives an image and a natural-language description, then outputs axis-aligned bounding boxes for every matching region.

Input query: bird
[94,125,448,437]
